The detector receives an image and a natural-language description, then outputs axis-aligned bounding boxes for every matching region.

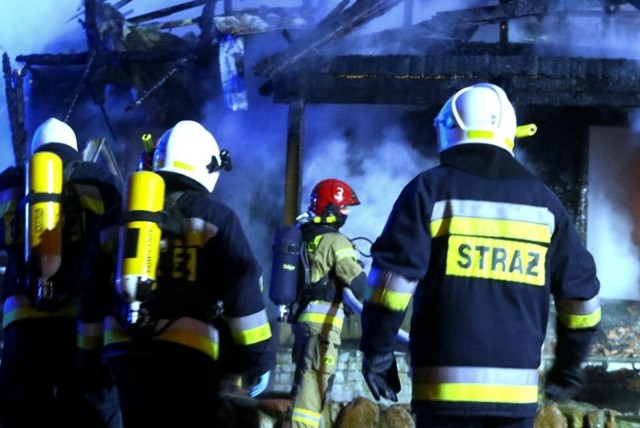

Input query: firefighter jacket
[295,223,367,329]
[360,144,601,418]
[0,144,122,329]
[83,173,274,378]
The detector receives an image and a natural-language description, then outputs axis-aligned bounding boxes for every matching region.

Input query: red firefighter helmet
[308,179,360,225]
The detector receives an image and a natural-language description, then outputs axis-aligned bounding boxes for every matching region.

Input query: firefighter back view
[359,83,601,428]
[0,117,123,427]
[289,179,367,428]
[98,120,275,427]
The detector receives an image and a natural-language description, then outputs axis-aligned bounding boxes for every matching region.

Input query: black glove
[544,362,586,402]
[362,353,401,402]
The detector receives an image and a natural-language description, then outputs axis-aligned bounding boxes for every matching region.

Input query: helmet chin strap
[206,149,233,173]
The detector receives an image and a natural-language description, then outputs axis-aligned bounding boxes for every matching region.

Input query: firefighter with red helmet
[359,83,601,427]
[289,178,367,428]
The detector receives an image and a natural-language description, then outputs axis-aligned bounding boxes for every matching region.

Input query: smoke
[587,127,640,300]
[301,104,437,270]
[3,1,640,303]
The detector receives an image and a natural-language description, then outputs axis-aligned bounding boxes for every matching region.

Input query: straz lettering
[446,235,546,286]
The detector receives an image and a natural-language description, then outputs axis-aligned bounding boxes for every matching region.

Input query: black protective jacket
[361,144,601,418]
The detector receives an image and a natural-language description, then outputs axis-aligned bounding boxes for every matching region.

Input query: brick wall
[271,346,412,404]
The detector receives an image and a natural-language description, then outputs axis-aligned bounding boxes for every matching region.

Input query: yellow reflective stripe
[228,310,272,345]
[465,130,514,151]
[292,408,321,427]
[298,312,344,329]
[2,295,77,328]
[100,224,119,254]
[74,183,105,214]
[77,334,104,350]
[104,329,133,345]
[79,195,105,215]
[77,321,104,350]
[412,382,538,404]
[0,186,20,220]
[0,200,13,220]
[231,322,272,346]
[446,235,546,286]
[412,365,538,404]
[558,307,601,329]
[103,317,133,345]
[466,130,494,139]
[155,329,219,360]
[367,288,412,311]
[431,217,551,243]
[365,268,417,311]
[103,316,220,360]
[173,160,195,171]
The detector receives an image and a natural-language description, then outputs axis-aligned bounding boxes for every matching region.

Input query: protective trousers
[0,318,121,428]
[290,318,342,428]
[106,341,222,428]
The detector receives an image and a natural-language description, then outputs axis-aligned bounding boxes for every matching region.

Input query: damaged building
[4,0,640,425]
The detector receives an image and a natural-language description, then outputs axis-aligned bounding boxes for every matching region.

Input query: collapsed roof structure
[4,0,640,229]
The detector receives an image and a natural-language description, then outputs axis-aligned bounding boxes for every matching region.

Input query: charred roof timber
[256,0,640,108]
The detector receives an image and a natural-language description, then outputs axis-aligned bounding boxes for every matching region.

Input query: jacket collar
[439,144,534,179]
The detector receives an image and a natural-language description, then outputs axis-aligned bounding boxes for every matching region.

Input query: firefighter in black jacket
[0,117,122,428]
[81,120,275,427]
[360,83,601,428]
[289,179,367,428]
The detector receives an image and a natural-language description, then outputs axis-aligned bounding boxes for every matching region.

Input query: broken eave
[262,42,640,108]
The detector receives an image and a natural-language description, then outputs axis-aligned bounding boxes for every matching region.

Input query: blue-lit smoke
[2,1,640,301]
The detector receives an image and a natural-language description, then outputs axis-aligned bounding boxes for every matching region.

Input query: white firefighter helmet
[152,120,230,192]
[434,83,517,156]
[31,117,78,154]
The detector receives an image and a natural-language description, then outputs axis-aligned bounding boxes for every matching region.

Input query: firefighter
[289,178,367,428]
[83,120,275,427]
[0,117,123,428]
[359,83,601,428]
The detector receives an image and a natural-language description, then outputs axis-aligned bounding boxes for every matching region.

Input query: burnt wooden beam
[128,0,208,23]
[198,0,218,48]
[284,100,305,226]
[265,42,640,108]
[16,48,203,66]
[254,0,403,77]
[3,53,27,165]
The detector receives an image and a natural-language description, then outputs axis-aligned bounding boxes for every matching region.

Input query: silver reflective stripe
[184,217,219,241]
[3,294,31,313]
[78,321,103,337]
[432,199,555,235]
[226,309,269,331]
[100,224,119,253]
[0,186,20,204]
[556,296,600,315]
[73,183,102,201]
[302,301,345,317]
[368,267,418,294]
[412,366,538,386]
[335,246,357,261]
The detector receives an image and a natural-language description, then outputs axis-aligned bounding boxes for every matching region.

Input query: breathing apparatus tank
[269,225,303,322]
[114,170,165,328]
[24,151,63,308]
